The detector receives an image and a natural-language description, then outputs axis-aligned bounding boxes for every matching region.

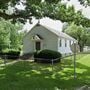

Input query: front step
[20,53,34,60]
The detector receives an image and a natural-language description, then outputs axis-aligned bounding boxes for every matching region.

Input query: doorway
[35,41,41,51]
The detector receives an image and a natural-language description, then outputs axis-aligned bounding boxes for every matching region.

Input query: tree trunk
[79,45,84,52]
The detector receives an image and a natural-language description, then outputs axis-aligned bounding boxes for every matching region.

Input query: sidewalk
[0,60,18,67]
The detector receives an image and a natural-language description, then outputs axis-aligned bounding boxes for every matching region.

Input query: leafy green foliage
[85,28,90,46]
[6,50,20,59]
[78,0,90,6]
[45,0,60,4]
[0,18,22,51]
[9,23,22,49]
[64,23,88,52]
[0,19,10,51]
[0,0,90,27]
[55,4,90,27]
[0,50,20,59]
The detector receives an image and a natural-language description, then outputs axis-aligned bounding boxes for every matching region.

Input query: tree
[0,0,90,27]
[0,19,10,51]
[0,18,22,51]
[0,0,60,23]
[85,28,90,46]
[55,4,90,27]
[64,23,88,52]
[9,22,22,49]
[86,35,90,46]
[78,0,90,6]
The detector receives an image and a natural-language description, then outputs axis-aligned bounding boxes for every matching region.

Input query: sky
[16,0,90,32]
[23,18,63,32]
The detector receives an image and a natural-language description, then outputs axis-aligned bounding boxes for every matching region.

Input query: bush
[7,50,20,59]
[0,50,20,60]
[34,49,62,63]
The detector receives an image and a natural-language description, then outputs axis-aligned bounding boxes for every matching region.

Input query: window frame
[59,39,62,47]
[65,39,67,47]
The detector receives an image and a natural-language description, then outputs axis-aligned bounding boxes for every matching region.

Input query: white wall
[58,38,73,55]
[23,25,58,54]
[23,24,77,55]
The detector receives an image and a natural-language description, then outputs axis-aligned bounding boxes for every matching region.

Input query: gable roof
[24,22,77,42]
[42,24,77,41]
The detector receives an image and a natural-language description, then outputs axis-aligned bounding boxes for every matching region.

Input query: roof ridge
[24,22,77,42]
[40,24,77,41]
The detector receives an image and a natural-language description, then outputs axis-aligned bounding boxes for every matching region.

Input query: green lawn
[0,59,14,65]
[0,54,90,90]
[0,60,3,64]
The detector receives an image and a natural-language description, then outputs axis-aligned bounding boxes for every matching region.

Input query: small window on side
[59,39,62,47]
[65,39,67,47]
[70,40,71,46]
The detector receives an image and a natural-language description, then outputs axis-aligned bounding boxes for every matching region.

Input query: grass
[0,58,15,64]
[0,54,90,90]
[0,60,3,64]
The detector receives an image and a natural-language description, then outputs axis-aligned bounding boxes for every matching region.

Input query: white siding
[58,38,73,54]
[23,25,58,54]
[23,24,77,55]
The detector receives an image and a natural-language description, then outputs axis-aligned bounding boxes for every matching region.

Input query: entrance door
[35,41,41,51]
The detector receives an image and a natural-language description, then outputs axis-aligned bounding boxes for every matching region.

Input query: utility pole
[52,59,54,72]
[74,43,76,79]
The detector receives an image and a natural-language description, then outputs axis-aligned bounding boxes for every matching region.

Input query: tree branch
[0,11,32,20]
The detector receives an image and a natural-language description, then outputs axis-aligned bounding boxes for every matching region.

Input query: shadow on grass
[0,60,90,90]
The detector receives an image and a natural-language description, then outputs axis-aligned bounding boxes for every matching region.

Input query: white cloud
[22,17,63,32]
[40,17,63,31]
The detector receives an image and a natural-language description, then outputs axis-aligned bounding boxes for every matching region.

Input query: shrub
[7,50,20,59]
[34,49,62,63]
[0,50,20,60]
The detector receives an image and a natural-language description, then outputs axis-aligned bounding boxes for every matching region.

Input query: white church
[23,18,77,55]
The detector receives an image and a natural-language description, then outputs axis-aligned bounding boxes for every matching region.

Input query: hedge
[0,50,20,59]
[34,49,62,63]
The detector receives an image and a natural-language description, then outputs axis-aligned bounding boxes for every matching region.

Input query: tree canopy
[0,18,22,51]
[78,0,90,6]
[0,0,90,27]
[64,22,88,52]
[85,28,90,46]
[54,4,90,27]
